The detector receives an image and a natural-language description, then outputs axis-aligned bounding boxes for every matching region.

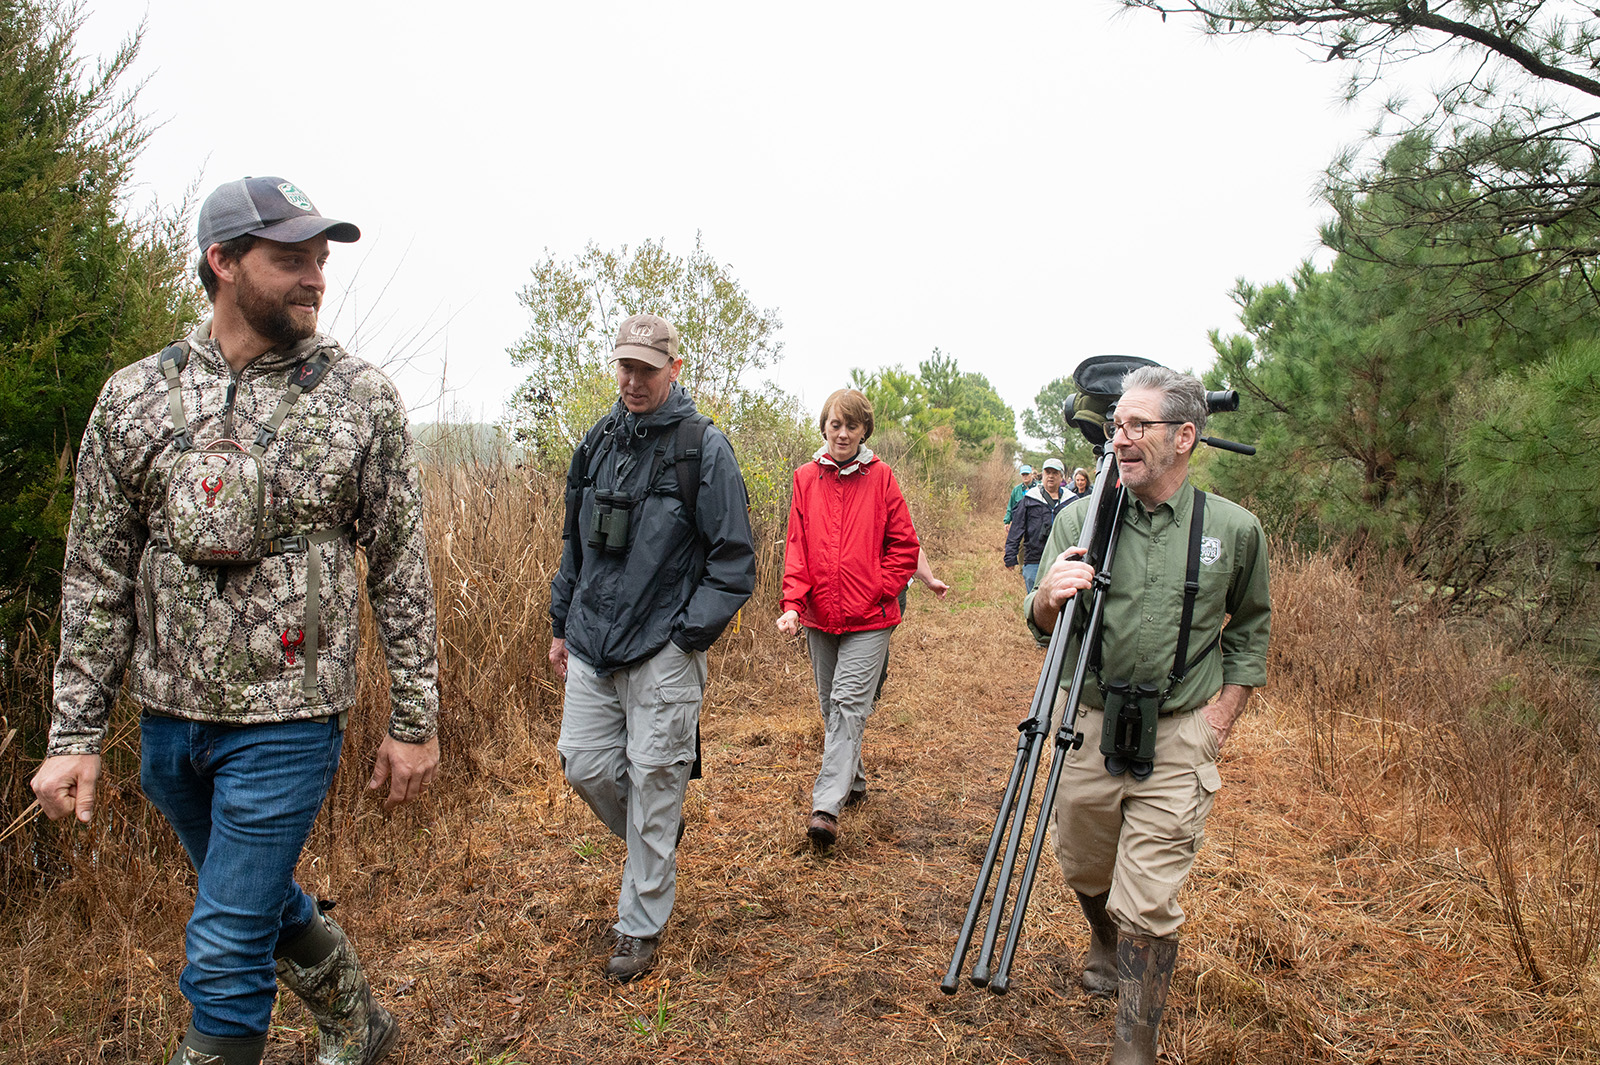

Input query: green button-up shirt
[1023,477,1270,713]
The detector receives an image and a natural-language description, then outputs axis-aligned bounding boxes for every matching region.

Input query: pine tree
[0,0,199,650]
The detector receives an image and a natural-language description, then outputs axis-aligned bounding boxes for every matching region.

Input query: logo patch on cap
[277,182,314,212]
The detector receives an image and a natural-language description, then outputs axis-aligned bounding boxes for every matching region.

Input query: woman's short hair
[819,388,874,440]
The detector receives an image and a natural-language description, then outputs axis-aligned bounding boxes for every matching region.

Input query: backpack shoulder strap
[563,417,615,543]
[667,413,713,516]
[250,350,334,457]
[158,342,194,452]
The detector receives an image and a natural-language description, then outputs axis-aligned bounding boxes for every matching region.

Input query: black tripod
[941,441,1125,994]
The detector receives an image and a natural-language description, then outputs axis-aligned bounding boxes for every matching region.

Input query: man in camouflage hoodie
[30,177,439,1065]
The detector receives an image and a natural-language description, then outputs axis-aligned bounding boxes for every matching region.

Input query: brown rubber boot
[1076,890,1119,997]
[275,908,399,1065]
[167,1028,267,1065]
[1109,931,1178,1065]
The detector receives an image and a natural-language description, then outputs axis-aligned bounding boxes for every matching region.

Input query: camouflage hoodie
[47,319,439,756]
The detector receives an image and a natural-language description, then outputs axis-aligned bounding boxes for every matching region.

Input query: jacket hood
[1025,484,1064,504]
[813,445,877,476]
[607,382,699,435]
[184,316,346,377]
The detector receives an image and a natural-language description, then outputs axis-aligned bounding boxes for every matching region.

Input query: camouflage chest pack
[147,341,350,695]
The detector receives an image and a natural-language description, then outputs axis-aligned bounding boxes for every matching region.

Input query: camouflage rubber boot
[1075,890,1119,997]
[1109,931,1179,1065]
[167,1027,267,1065]
[275,909,399,1065]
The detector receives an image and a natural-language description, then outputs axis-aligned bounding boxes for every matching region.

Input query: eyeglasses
[1111,418,1185,441]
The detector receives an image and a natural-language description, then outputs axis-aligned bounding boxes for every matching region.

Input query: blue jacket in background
[1005,485,1070,568]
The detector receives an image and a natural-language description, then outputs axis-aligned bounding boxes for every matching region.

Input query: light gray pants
[805,626,894,817]
[557,642,707,939]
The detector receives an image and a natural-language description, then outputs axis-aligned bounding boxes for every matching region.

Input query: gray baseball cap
[1042,458,1066,473]
[611,313,681,368]
[196,176,360,251]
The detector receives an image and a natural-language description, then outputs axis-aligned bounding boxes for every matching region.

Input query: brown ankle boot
[1075,890,1119,997]
[1109,931,1178,1065]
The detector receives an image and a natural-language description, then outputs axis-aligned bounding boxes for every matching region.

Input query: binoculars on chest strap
[587,490,635,553]
[1100,679,1162,780]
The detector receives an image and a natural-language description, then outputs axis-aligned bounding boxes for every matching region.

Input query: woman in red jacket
[777,389,920,847]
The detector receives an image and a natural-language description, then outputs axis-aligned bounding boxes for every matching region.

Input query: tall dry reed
[1268,545,1600,990]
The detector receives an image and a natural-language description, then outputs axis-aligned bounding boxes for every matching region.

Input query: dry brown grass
[2,466,1598,1063]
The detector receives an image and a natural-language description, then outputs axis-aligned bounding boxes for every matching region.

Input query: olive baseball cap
[196,176,360,251]
[611,313,681,368]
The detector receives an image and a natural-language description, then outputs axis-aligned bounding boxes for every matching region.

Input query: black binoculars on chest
[587,490,634,553]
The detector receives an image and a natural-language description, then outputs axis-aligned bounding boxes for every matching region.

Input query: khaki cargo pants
[1050,690,1224,939]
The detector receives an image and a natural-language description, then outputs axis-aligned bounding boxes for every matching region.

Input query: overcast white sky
[84,1,1376,437]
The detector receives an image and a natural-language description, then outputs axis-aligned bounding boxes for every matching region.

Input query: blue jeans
[1022,563,1040,592]
[140,713,344,1038]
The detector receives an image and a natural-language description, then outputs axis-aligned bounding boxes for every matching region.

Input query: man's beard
[236,269,318,349]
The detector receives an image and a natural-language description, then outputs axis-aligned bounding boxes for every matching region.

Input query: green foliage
[850,349,1016,461]
[1458,341,1600,573]
[0,0,200,645]
[1200,150,1592,557]
[919,349,1015,453]
[503,235,783,458]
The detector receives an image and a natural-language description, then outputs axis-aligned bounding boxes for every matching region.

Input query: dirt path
[344,518,1117,1064]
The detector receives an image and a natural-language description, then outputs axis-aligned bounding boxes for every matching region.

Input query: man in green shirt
[1002,464,1034,525]
[1025,366,1270,1065]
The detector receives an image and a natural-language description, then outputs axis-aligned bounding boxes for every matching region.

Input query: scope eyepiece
[1205,390,1238,413]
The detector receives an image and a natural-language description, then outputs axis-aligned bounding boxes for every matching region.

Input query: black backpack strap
[563,418,614,543]
[644,412,714,514]
[668,413,713,516]
[158,343,194,452]
[251,350,334,456]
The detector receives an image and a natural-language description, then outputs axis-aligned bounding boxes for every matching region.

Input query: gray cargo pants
[558,642,707,939]
[805,626,894,817]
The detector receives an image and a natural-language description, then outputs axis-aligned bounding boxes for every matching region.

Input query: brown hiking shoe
[807,810,839,846]
[605,934,660,983]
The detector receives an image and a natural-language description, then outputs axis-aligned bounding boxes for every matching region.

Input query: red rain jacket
[781,449,921,634]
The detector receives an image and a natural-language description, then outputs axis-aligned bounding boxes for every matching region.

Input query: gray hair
[1120,365,1207,439]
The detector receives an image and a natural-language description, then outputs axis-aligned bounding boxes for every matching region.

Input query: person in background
[777,388,920,847]
[1068,466,1091,499]
[1003,464,1035,525]
[1005,457,1070,592]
